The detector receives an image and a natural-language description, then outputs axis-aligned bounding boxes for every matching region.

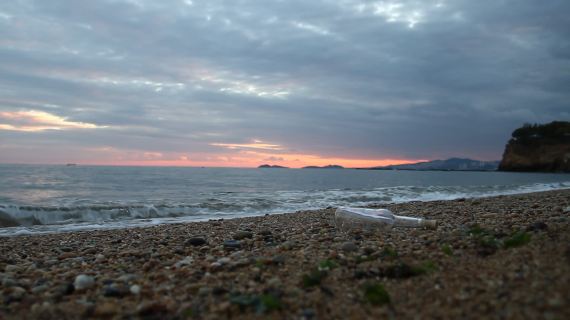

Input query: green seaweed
[503,231,531,249]
[380,247,399,258]
[229,293,282,314]
[302,269,327,288]
[258,294,282,313]
[318,259,338,271]
[468,224,491,236]
[441,244,453,256]
[363,283,390,306]
[415,260,438,274]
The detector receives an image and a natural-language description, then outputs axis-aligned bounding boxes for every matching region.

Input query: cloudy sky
[0,0,568,167]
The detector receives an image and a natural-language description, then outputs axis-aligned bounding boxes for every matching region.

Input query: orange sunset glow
[64,144,425,168]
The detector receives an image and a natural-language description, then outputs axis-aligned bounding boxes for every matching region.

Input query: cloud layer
[1,0,568,167]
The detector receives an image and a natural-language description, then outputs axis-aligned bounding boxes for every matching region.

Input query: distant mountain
[258,164,289,169]
[365,158,499,171]
[302,165,344,169]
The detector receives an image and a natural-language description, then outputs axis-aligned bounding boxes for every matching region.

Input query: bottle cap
[422,219,437,229]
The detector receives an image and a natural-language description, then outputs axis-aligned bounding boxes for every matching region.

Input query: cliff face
[499,121,570,172]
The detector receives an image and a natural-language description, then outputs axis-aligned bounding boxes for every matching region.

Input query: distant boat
[65,163,77,167]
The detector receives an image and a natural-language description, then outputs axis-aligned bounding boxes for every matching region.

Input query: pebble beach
[1,189,569,319]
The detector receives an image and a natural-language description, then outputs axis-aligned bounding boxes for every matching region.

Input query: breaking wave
[1,181,568,236]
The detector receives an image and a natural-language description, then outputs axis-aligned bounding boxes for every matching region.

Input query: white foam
[1,181,568,236]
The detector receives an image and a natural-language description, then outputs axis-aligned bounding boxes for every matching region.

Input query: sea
[0,164,568,236]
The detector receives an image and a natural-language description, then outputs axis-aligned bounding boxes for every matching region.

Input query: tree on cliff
[511,121,570,144]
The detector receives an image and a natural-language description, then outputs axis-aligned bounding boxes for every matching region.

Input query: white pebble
[130,284,141,295]
[74,274,95,290]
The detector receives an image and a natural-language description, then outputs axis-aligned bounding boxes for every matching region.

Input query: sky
[0,0,568,168]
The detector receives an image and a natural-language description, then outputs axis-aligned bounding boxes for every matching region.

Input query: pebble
[94,302,120,317]
[117,274,138,282]
[31,285,49,294]
[10,287,27,300]
[130,284,142,295]
[223,240,242,250]
[2,277,17,287]
[233,230,254,240]
[137,302,168,316]
[5,265,19,272]
[341,241,358,252]
[526,221,548,232]
[267,277,282,287]
[55,283,75,296]
[103,285,129,298]
[74,274,95,290]
[185,237,207,246]
[174,256,194,268]
[198,287,211,296]
[281,240,297,250]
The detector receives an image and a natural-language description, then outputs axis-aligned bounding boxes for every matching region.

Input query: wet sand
[1,190,569,319]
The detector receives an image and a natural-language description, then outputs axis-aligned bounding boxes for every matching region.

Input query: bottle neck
[393,215,437,229]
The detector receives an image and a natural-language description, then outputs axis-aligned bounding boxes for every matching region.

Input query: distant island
[302,165,344,169]
[258,164,289,169]
[499,121,570,172]
[360,158,499,171]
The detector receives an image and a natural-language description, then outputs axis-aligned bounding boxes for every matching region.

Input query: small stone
[130,284,142,295]
[281,241,296,250]
[32,285,49,294]
[74,274,95,291]
[185,237,207,246]
[233,231,253,240]
[341,242,358,252]
[174,256,194,268]
[526,221,548,232]
[217,257,231,265]
[198,287,211,296]
[103,285,129,298]
[259,230,272,236]
[137,302,168,316]
[301,308,316,319]
[2,277,17,287]
[117,274,138,283]
[4,265,19,272]
[272,255,286,264]
[212,286,227,295]
[95,254,105,262]
[94,302,120,317]
[267,277,282,287]
[223,240,242,250]
[55,283,75,296]
[11,287,27,300]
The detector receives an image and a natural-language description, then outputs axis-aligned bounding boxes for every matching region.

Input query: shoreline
[2,185,570,237]
[1,189,569,319]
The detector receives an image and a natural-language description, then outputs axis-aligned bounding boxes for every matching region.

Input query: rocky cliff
[499,121,570,172]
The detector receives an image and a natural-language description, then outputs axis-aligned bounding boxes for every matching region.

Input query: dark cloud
[1,0,569,165]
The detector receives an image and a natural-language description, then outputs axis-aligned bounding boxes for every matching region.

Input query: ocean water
[0,164,568,236]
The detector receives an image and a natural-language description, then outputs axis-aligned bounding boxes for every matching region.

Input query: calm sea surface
[0,164,568,236]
